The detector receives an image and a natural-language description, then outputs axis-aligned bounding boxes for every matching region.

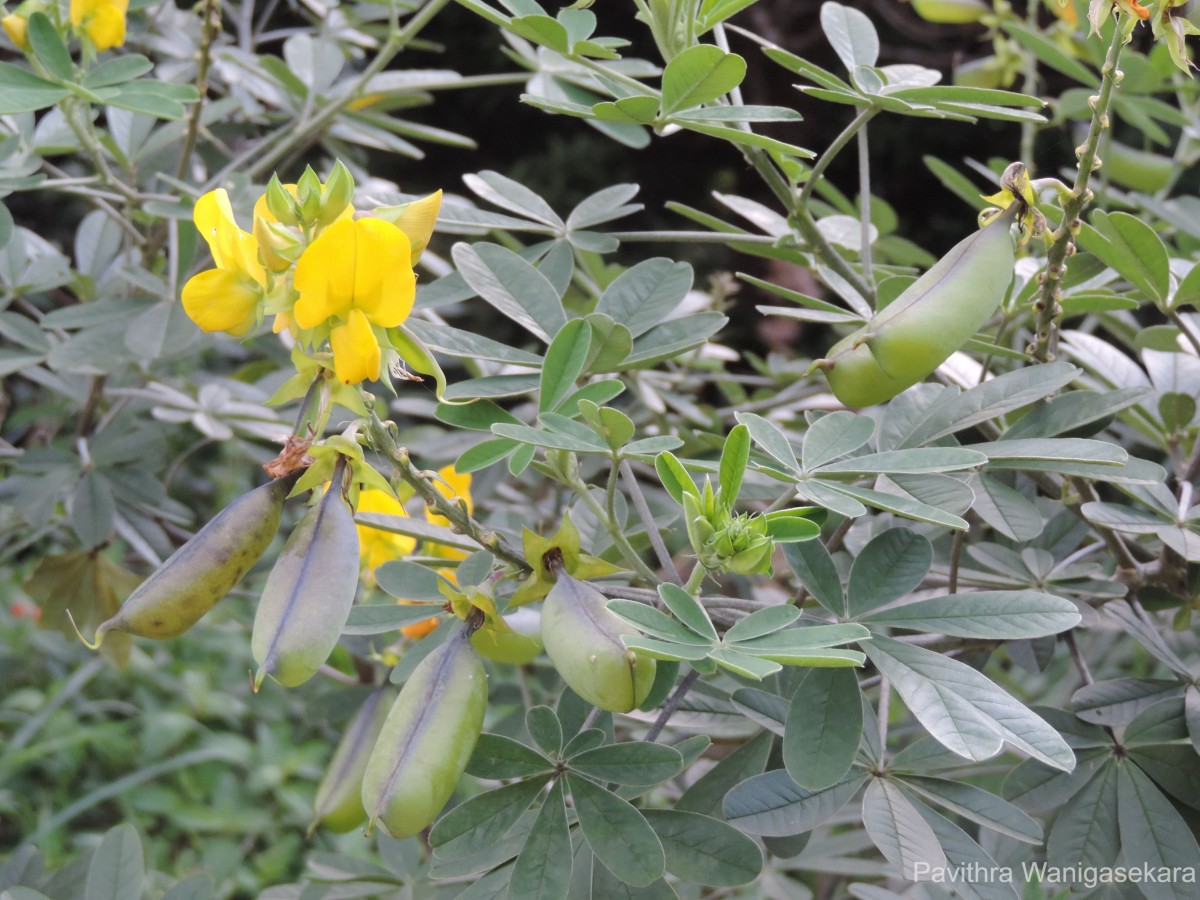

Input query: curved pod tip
[66,608,104,651]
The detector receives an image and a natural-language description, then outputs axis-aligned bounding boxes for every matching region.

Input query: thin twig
[621,459,682,585]
[645,668,701,742]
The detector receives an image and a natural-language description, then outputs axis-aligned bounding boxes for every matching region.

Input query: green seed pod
[911,0,988,24]
[84,478,291,646]
[818,204,1018,408]
[361,626,488,838]
[311,686,396,835]
[252,485,360,689]
[540,574,657,713]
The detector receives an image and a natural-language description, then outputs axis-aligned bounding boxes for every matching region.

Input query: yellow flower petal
[181,269,260,335]
[394,190,442,265]
[356,488,417,572]
[71,0,129,50]
[293,218,415,330]
[330,309,381,384]
[353,218,415,327]
[193,189,264,285]
[3,14,29,50]
[293,219,357,328]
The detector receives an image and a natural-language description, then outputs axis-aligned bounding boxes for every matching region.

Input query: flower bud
[264,174,301,226]
[318,160,355,227]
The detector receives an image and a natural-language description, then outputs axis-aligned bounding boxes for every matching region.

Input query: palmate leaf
[784,668,862,790]
[861,779,947,880]
[859,591,1081,639]
[568,775,665,887]
[1116,762,1200,900]
[723,769,867,836]
[509,781,572,900]
[1046,761,1119,869]
[643,810,763,887]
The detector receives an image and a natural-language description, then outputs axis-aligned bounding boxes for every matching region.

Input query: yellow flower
[70,0,128,51]
[293,217,416,384]
[181,190,267,336]
[356,489,417,575]
[2,14,29,50]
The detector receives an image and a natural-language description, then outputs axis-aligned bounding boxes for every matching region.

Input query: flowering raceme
[70,0,128,50]
[292,218,416,385]
[182,190,267,336]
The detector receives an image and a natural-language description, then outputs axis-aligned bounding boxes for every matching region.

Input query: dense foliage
[2,0,1200,898]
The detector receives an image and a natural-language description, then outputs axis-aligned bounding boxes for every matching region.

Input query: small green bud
[318,161,355,227]
[265,174,301,226]
[297,166,324,223]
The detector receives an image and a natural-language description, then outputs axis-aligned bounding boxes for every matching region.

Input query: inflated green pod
[361,625,488,838]
[817,203,1018,408]
[83,477,291,646]
[911,0,988,24]
[252,484,360,689]
[540,574,656,713]
[311,686,396,834]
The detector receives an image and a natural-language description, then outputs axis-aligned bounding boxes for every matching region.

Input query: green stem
[566,464,660,584]
[1031,18,1128,363]
[799,108,877,206]
[684,561,707,596]
[365,409,531,575]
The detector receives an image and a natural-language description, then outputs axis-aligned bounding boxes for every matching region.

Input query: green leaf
[625,312,727,367]
[85,824,144,900]
[813,481,969,529]
[782,540,844,616]
[84,55,155,88]
[568,743,683,785]
[1072,678,1184,728]
[608,600,712,645]
[509,14,569,52]
[1003,387,1147,440]
[862,779,947,880]
[1116,762,1200,899]
[569,775,665,887]
[342,603,444,635]
[1003,20,1097,86]
[456,438,518,473]
[443,373,540,401]
[509,781,572,900]
[659,583,717,642]
[846,529,932,617]
[435,398,523,432]
[161,874,215,900]
[717,424,750,511]
[820,2,879,71]
[661,45,747,114]
[430,777,550,856]
[540,318,592,412]
[864,636,1074,770]
[463,170,564,229]
[1077,211,1171,306]
[678,730,773,817]
[643,810,763,887]
[784,668,862,790]
[801,411,874,471]
[0,61,71,113]
[896,362,1079,448]
[907,796,1020,900]
[724,605,801,643]
[814,447,986,476]
[655,451,700,504]
[452,242,567,342]
[969,474,1044,541]
[107,81,199,119]
[730,687,788,735]
[492,422,607,453]
[735,412,800,474]
[27,14,73,82]
[968,437,1125,466]
[860,591,1080,639]
[1045,760,1119,869]
[582,314,633,373]
[71,471,115,549]
[901,775,1043,844]
[594,259,693,338]
[466,734,554,779]
[723,769,866,836]
[1127,744,1200,812]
